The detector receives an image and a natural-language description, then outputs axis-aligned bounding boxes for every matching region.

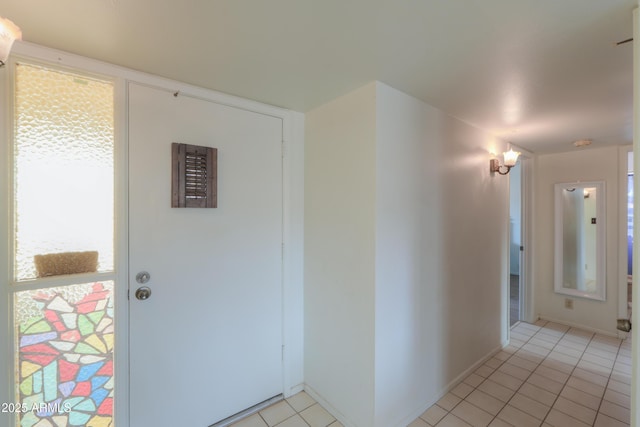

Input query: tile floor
[410,320,631,427]
[231,320,631,427]
[231,391,343,427]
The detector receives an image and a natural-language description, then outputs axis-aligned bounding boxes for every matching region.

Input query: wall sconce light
[490,148,521,175]
[0,16,22,67]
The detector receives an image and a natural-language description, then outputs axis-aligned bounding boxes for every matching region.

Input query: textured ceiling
[2,0,637,153]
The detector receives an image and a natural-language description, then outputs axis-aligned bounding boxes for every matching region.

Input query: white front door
[128,83,284,426]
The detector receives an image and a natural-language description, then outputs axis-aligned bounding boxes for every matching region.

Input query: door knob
[135,286,152,301]
[136,271,150,284]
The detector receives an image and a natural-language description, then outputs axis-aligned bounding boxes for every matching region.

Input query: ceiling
[3,0,637,153]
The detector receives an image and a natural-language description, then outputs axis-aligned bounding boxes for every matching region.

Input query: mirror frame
[554,181,606,301]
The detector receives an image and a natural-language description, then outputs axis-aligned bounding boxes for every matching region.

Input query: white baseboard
[304,343,505,427]
[285,383,304,398]
[537,316,619,338]
[395,342,505,427]
[302,384,357,427]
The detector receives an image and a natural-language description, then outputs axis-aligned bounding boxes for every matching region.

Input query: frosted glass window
[14,64,114,281]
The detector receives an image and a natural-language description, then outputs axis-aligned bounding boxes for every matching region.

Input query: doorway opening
[509,161,523,326]
[627,151,633,322]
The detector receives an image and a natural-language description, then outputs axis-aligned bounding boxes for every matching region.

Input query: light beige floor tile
[286,392,316,412]
[545,351,579,367]
[510,332,532,342]
[437,393,462,411]
[532,333,560,345]
[451,401,493,427]
[327,421,344,427]
[594,412,630,427]
[502,344,520,354]
[560,385,602,410]
[420,404,447,425]
[477,379,516,403]
[565,327,593,339]
[534,365,569,384]
[599,401,631,424]
[610,372,632,386]
[300,403,335,427]
[435,413,472,427]
[540,358,574,375]
[613,364,632,376]
[494,351,512,361]
[451,382,474,399]
[587,343,620,356]
[571,367,609,387]
[509,338,527,348]
[275,415,309,427]
[518,383,557,407]
[509,393,550,420]
[487,419,512,427]
[232,414,269,427]
[607,380,631,396]
[518,322,542,331]
[465,389,505,416]
[577,360,612,377]
[498,362,531,380]
[513,324,537,334]
[552,396,597,425]
[557,338,588,352]
[507,355,538,372]
[582,352,614,369]
[488,371,523,391]
[526,373,564,394]
[590,334,622,353]
[515,349,544,364]
[615,355,631,367]
[542,322,570,332]
[550,345,583,359]
[604,388,630,409]
[529,337,555,349]
[260,401,297,427]
[544,409,590,427]
[538,328,565,338]
[566,376,605,398]
[485,357,504,369]
[475,365,496,378]
[496,404,541,427]
[463,373,485,388]
[521,343,551,358]
[585,346,618,360]
[407,418,430,427]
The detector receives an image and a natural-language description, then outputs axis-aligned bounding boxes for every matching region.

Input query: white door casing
[128,83,284,426]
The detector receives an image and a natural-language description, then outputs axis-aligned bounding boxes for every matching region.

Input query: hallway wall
[304,81,511,427]
[533,146,623,335]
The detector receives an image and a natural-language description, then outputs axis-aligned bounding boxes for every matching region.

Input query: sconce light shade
[503,149,520,167]
[490,148,521,175]
[0,16,22,67]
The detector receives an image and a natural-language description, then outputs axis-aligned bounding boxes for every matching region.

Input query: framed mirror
[554,181,606,301]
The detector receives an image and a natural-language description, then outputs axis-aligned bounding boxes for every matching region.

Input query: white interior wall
[534,147,620,334]
[374,83,509,426]
[373,83,440,427]
[305,81,510,427]
[304,82,377,427]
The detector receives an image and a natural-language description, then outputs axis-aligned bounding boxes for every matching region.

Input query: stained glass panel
[15,282,114,427]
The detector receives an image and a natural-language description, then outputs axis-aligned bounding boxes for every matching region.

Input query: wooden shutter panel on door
[172,143,217,208]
